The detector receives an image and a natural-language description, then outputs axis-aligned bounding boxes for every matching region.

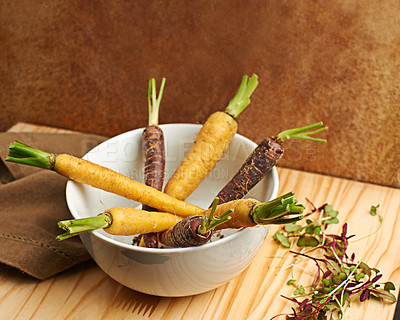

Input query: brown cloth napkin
[0,132,107,280]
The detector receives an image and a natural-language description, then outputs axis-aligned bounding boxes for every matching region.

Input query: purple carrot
[213,122,328,205]
[158,198,232,248]
[140,78,166,247]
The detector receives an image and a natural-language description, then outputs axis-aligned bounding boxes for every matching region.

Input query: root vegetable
[214,122,328,205]
[141,77,166,213]
[56,207,183,240]
[140,78,167,247]
[5,141,203,217]
[164,74,259,201]
[204,192,305,230]
[147,197,232,248]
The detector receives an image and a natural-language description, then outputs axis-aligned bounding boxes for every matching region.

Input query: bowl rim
[66,123,279,255]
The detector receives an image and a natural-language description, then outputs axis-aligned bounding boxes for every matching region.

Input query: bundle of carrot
[4,74,313,249]
[5,141,304,248]
[55,192,304,247]
[213,122,328,205]
[164,74,259,201]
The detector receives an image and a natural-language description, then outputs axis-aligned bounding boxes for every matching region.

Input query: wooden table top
[1,123,399,320]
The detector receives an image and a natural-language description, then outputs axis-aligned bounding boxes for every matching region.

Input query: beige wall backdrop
[1,1,399,187]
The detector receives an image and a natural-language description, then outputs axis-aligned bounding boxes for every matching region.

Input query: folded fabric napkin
[0,132,106,280]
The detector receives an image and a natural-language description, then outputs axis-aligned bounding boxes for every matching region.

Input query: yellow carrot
[164,111,237,200]
[202,192,305,230]
[205,198,260,229]
[56,207,183,240]
[164,74,259,201]
[5,141,203,217]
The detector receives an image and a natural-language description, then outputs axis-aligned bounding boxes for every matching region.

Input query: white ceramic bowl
[66,124,279,297]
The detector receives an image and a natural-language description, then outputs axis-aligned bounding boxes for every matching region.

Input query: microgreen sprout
[271,202,396,320]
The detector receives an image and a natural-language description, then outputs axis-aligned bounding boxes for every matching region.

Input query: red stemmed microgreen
[271,202,396,320]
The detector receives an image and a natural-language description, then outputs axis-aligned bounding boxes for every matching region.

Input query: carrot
[56,207,183,240]
[204,192,305,230]
[142,77,166,211]
[157,198,232,247]
[140,77,166,247]
[142,193,304,248]
[214,122,328,205]
[5,141,203,217]
[163,74,259,201]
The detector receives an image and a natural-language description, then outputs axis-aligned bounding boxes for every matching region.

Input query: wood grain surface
[1,124,399,319]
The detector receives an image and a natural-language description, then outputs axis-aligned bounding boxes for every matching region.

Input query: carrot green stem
[275,122,328,144]
[148,77,166,126]
[5,141,55,169]
[56,214,112,241]
[225,74,259,119]
[251,192,304,225]
[198,197,232,234]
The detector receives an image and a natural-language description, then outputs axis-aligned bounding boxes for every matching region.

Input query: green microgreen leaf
[325,204,339,217]
[370,204,380,216]
[285,223,302,232]
[305,224,315,235]
[384,282,396,291]
[355,273,365,281]
[326,260,342,275]
[325,217,339,225]
[287,279,296,285]
[359,262,371,277]
[370,289,397,302]
[273,231,290,247]
[297,235,320,247]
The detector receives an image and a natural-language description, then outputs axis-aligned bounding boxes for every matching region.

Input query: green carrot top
[6,141,55,170]
[198,197,232,234]
[225,74,259,119]
[251,192,304,225]
[148,77,166,126]
[274,122,328,144]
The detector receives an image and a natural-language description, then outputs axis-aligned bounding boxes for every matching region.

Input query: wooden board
[1,123,399,320]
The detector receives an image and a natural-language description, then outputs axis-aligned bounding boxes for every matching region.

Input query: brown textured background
[1,1,399,187]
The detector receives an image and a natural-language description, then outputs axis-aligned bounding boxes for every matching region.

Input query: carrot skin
[164,111,237,201]
[141,125,165,247]
[204,198,260,230]
[159,216,212,247]
[214,138,283,205]
[53,154,203,216]
[103,207,183,235]
[141,232,160,248]
[141,125,165,211]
